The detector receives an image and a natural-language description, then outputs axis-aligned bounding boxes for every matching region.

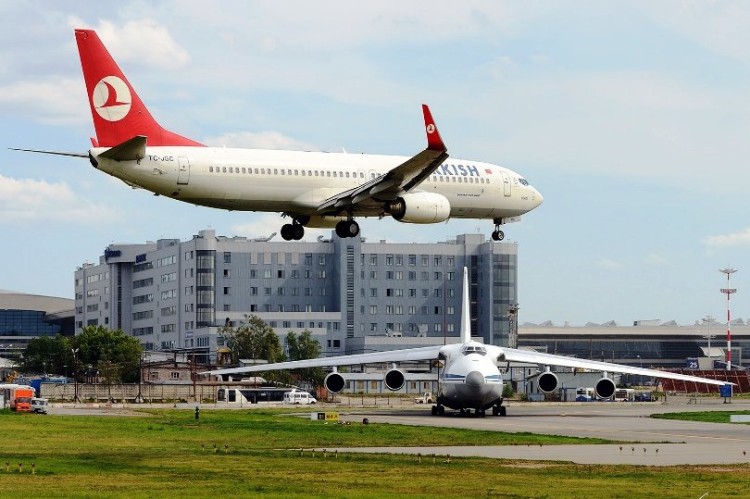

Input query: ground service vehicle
[0,384,35,412]
[283,390,317,405]
[31,398,49,414]
[414,392,434,404]
[615,388,636,402]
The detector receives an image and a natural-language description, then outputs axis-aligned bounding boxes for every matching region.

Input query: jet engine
[324,372,346,393]
[537,371,559,394]
[594,377,616,399]
[385,192,451,224]
[383,369,406,391]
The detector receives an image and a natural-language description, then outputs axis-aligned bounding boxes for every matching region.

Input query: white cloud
[0,78,87,125]
[69,17,189,70]
[702,228,750,248]
[644,253,672,267]
[595,258,623,270]
[203,131,319,151]
[0,175,117,224]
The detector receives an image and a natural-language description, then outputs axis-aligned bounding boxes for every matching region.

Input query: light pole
[71,348,79,403]
[719,268,737,371]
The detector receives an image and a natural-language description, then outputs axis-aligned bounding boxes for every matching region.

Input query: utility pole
[719,268,737,371]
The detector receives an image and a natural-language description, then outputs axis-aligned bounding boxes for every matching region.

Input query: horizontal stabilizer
[9,147,88,158]
[98,135,147,161]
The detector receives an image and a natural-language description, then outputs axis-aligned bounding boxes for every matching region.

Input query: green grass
[653,410,750,424]
[1,409,749,498]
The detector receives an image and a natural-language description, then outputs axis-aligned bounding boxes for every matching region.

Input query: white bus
[614,388,636,402]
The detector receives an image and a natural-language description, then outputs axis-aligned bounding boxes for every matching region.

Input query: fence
[41,383,219,403]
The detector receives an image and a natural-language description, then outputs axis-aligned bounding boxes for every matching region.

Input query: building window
[223,252,231,263]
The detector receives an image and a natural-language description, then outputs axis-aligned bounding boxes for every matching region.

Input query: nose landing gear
[491,218,505,241]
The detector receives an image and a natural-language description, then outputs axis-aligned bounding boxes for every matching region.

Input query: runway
[330,396,750,465]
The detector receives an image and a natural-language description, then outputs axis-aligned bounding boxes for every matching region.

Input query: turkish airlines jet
[205,268,729,416]
[17,29,543,241]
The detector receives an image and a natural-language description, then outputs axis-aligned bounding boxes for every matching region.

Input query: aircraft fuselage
[92,146,543,222]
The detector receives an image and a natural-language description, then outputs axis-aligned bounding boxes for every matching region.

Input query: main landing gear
[280,221,305,241]
[430,401,507,417]
[280,217,360,241]
[334,219,360,239]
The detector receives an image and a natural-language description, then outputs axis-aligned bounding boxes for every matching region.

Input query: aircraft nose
[465,370,485,387]
[531,187,544,208]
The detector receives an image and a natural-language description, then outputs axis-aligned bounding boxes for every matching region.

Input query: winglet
[422,104,446,152]
[460,266,471,343]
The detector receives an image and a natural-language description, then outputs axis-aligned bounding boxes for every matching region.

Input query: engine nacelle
[537,371,559,394]
[385,192,451,224]
[324,372,346,393]
[383,369,405,391]
[595,377,616,399]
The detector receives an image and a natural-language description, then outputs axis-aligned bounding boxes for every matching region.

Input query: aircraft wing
[493,346,731,386]
[314,104,449,215]
[201,345,444,377]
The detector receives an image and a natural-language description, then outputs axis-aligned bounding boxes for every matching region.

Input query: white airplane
[14,29,543,241]
[204,268,729,417]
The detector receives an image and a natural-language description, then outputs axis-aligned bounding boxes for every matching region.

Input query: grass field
[2,408,749,498]
[652,409,750,424]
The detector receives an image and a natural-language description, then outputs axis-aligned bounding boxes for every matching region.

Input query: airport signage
[311,412,339,422]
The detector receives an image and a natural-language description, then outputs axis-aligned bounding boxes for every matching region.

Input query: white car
[31,398,48,414]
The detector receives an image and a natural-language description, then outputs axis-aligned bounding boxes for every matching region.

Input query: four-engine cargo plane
[205,268,729,417]
[14,29,543,241]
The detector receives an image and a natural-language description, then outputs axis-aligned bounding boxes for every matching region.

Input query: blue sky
[2,1,750,326]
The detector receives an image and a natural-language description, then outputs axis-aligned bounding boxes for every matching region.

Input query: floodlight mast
[719,268,737,371]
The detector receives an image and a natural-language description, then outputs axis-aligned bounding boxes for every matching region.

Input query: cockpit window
[461,345,487,356]
[519,178,529,186]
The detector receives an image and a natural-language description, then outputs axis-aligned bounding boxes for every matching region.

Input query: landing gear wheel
[291,224,304,240]
[431,405,437,416]
[492,406,499,416]
[499,406,507,417]
[335,220,360,238]
[492,230,505,241]
[281,223,305,241]
[281,224,294,241]
[437,405,445,416]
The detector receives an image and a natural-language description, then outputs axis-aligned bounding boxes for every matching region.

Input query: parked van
[31,397,48,414]
[283,390,317,405]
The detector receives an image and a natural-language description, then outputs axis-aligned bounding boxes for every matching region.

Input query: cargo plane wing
[204,268,730,416]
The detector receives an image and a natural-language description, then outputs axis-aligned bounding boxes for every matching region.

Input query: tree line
[19,316,323,387]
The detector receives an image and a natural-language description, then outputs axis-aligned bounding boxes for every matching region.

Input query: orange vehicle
[1,384,35,412]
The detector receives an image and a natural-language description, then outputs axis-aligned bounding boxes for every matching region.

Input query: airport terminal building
[519,319,749,370]
[0,290,74,361]
[74,229,518,362]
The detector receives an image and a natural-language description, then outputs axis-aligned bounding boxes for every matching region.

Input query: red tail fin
[75,29,203,148]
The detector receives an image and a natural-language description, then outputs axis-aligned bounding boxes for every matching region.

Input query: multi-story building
[74,229,518,362]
